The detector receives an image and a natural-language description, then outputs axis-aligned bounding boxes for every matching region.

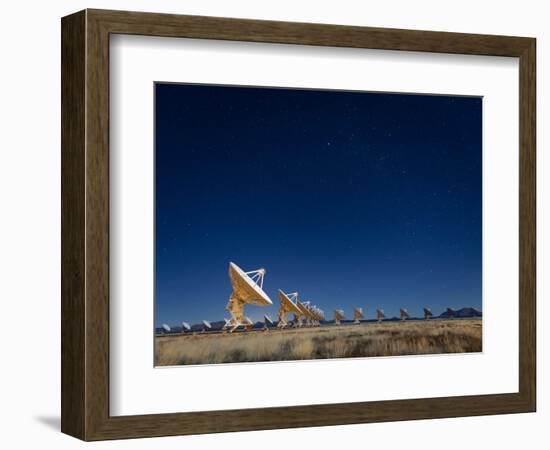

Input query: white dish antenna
[353,307,364,323]
[309,305,323,325]
[297,300,316,326]
[400,308,410,320]
[181,322,191,332]
[161,324,171,333]
[202,320,212,332]
[376,308,385,322]
[225,262,272,332]
[316,307,325,321]
[277,290,302,328]
[334,309,345,325]
[229,262,272,305]
[423,307,433,320]
[301,300,313,326]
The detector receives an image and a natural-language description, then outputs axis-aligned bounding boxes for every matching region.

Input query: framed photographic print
[61,9,536,440]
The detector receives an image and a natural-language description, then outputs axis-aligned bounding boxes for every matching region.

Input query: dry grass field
[155,319,482,366]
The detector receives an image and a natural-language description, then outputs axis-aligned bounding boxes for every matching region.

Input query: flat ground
[155,318,482,366]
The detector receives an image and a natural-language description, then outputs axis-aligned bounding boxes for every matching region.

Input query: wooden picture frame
[61,9,536,441]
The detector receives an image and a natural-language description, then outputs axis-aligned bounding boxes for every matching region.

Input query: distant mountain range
[439,307,482,318]
[156,307,482,334]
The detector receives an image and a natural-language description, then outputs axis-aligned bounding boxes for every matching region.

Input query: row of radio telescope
[333,306,435,324]
[223,262,325,332]
[162,262,439,334]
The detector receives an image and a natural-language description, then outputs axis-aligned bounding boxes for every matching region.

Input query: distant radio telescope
[181,322,191,333]
[353,307,364,324]
[277,290,302,328]
[376,308,385,323]
[297,300,313,327]
[300,300,316,327]
[310,305,324,326]
[225,262,272,332]
[400,308,410,321]
[161,324,171,334]
[334,309,345,325]
[423,307,433,320]
[300,301,323,326]
[202,320,212,332]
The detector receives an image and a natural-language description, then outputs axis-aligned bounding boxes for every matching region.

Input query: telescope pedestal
[225,295,247,332]
[278,307,289,328]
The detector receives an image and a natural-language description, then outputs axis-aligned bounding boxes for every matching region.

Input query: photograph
[154,83,483,366]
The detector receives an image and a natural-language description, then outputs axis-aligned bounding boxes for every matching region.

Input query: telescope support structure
[278,305,289,328]
[225,295,247,332]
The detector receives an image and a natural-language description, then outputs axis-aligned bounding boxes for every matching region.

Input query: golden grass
[155,319,482,366]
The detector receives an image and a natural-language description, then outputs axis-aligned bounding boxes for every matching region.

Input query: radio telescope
[400,308,410,321]
[310,305,324,326]
[225,262,272,332]
[301,300,314,326]
[353,307,364,324]
[376,308,385,323]
[294,299,309,327]
[181,322,191,333]
[298,300,317,327]
[277,290,302,328]
[202,320,212,332]
[423,307,433,320]
[161,324,171,334]
[334,309,345,325]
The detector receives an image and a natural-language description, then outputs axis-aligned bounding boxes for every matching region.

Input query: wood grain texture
[518,39,536,410]
[61,10,86,439]
[61,8,536,441]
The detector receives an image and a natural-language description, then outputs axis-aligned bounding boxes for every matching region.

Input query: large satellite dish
[297,300,315,327]
[161,324,171,334]
[277,290,302,328]
[400,308,410,321]
[202,320,212,332]
[376,308,385,323]
[353,307,364,324]
[225,262,272,332]
[181,322,191,333]
[300,300,314,326]
[317,307,325,322]
[334,309,345,325]
[305,302,322,326]
[423,307,433,320]
[310,305,323,326]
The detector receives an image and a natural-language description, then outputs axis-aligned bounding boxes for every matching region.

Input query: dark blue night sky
[155,83,482,327]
